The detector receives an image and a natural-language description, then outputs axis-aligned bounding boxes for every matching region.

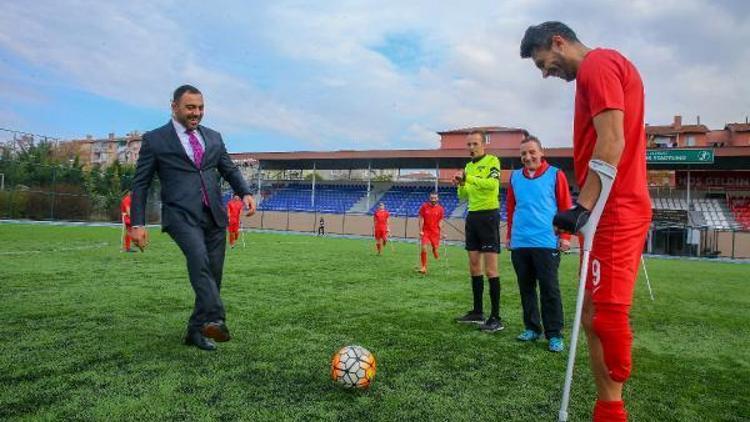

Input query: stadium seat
[257,183,367,214]
[368,185,463,217]
[729,197,750,230]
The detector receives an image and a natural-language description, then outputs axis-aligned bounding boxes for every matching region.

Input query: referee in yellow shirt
[453,130,504,332]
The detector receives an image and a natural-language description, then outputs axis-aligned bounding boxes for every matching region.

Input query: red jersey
[227,199,243,224]
[418,203,444,234]
[373,210,390,228]
[574,48,651,224]
[120,194,132,225]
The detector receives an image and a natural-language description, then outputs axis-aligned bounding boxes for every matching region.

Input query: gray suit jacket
[130,121,251,230]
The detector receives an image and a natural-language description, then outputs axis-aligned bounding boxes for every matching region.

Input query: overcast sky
[1,0,748,152]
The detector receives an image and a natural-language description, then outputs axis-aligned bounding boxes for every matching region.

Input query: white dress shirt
[172,118,205,164]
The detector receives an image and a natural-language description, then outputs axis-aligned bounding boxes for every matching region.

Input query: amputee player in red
[226,194,244,248]
[522,22,651,421]
[120,190,134,252]
[373,202,390,256]
[417,192,445,274]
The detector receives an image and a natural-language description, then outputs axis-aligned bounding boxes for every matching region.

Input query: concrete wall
[716,230,750,258]
[240,211,583,247]
[241,211,750,258]
[241,211,475,242]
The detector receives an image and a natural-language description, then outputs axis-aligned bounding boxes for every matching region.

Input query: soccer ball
[330,345,377,389]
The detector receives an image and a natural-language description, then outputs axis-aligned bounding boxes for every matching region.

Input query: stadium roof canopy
[436,126,528,135]
[231,148,572,170]
[230,146,750,171]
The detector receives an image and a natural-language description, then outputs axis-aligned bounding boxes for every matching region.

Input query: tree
[303,171,325,181]
[372,174,393,182]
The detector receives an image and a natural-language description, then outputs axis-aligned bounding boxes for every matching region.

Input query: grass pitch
[1,223,748,421]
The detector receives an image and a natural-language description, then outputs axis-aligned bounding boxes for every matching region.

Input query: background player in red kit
[522,22,652,421]
[417,192,445,274]
[120,190,134,252]
[373,202,390,255]
[226,194,244,248]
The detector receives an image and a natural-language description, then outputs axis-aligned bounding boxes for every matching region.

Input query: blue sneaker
[548,337,565,352]
[516,329,540,342]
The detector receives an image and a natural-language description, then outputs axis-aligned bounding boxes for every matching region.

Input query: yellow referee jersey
[457,154,500,212]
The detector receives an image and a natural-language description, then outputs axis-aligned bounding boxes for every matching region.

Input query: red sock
[432,247,439,259]
[593,400,627,422]
[420,250,427,268]
[124,233,131,250]
[376,243,382,253]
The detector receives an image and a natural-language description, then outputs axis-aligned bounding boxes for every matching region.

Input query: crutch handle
[580,160,617,251]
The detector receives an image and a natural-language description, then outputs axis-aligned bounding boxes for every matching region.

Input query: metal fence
[1,164,749,259]
[0,186,162,223]
[0,162,160,223]
[648,223,750,259]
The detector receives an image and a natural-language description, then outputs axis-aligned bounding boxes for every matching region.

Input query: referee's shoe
[479,316,505,333]
[455,311,484,324]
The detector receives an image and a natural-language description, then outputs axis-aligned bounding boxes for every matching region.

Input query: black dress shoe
[184,331,216,351]
[201,321,231,342]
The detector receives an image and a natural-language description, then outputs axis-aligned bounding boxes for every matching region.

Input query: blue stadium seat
[258,183,367,214]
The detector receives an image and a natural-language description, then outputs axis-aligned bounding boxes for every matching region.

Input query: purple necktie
[186,130,209,206]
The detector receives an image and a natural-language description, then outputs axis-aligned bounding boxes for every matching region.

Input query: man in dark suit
[129,84,256,351]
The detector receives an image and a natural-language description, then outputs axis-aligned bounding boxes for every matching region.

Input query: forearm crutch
[240,220,246,248]
[559,159,617,422]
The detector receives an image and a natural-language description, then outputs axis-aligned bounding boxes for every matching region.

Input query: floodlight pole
[311,161,316,208]
[434,161,439,192]
[366,161,372,211]
[686,168,691,210]
[256,161,262,206]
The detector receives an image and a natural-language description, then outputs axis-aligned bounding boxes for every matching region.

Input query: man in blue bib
[506,136,573,352]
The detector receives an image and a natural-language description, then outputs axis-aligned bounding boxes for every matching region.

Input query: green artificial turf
[0,223,748,421]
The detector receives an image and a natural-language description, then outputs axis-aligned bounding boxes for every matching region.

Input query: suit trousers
[511,248,563,339]
[167,207,227,333]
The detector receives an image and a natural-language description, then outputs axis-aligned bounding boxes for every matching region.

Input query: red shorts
[375,228,388,240]
[585,220,649,306]
[421,232,440,248]
[228,222,240,233]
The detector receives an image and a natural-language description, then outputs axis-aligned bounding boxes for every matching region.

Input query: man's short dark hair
[520,21,579,58]
[173,84,202,102]
[467,130,487,144]
[521,135,543,148]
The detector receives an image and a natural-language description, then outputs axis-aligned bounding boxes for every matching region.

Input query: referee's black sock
[471,275,484,314]
[489,276,500,319]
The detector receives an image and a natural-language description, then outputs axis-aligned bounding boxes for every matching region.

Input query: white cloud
[0,0,748,151]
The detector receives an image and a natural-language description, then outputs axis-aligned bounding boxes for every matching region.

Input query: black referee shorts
[465,209,501,253]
